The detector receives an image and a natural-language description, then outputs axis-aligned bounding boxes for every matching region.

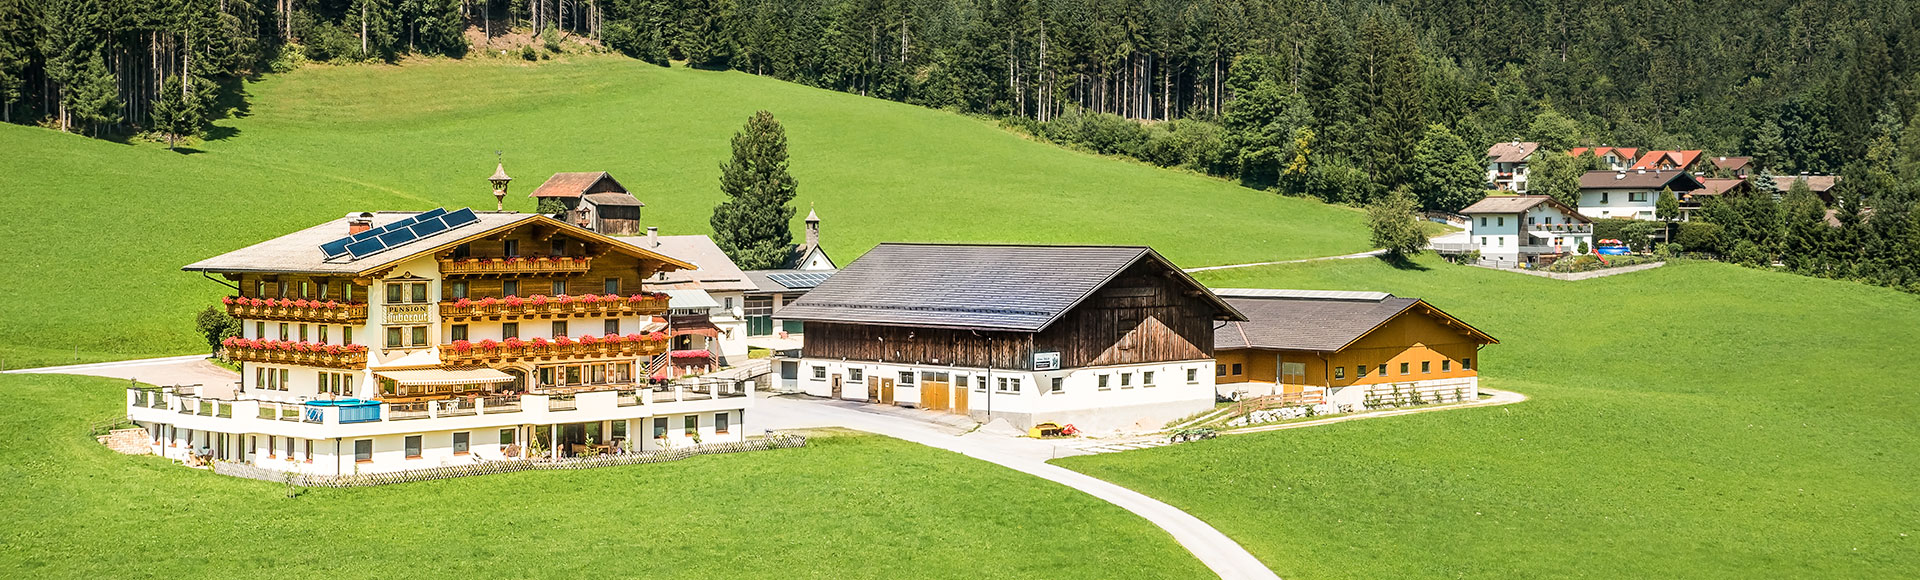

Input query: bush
[520,45,538,61]
[1675,221,1724,253]
[541,27,565,53]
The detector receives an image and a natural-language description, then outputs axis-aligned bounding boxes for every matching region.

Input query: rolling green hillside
[1058,257,1920,578]
[2,55,1369,369]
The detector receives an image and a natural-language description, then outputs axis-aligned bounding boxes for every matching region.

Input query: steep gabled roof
[776,243,1243,332]
[529,172,628,199]
[183,211,695,276]
[1486,141,1540,163]
[1570,147,1642,164]
[1214,293,1496,352]
[1579,170,1705,191]
[1710,156,1752,171]
[1629,150,1703,171]
[615,234,759,292]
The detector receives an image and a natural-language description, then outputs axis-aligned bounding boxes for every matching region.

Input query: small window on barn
[1098,375,1111,390]
[812,366,826,380]
[849,368,863,381]
[898,372,914,385]
[1186,368,1198,384]
[1378,364,1387,376]
[1463,358,1473,370]
[1216,365,1226,377]
[1422,361,1431,373]
[1050,378,1063,393]
[1142,371,1155,387]
[1400,362,1410,375]
[1119,373,1133,388]
[1334,366,1346,380]
[1357,365,1368,378]
[1442,360,1452,372]
[1231,363,1243,376]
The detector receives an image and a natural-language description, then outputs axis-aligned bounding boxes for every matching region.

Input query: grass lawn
[1057,257,1920,578]
[1,55,1368,369]
[0,374,1207,579]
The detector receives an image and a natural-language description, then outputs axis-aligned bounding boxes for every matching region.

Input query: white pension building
[134,201,753,476]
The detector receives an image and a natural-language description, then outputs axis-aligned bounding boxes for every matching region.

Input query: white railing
[128,382,753,429]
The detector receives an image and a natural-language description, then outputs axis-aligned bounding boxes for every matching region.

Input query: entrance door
[880,378,895,405]
[867,377,880,403]
[952,384,969,414]
[830,375,843,399]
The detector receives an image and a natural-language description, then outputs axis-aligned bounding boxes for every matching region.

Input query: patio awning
[375,367,516,386]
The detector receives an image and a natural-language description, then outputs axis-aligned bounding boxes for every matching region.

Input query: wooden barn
[776,243,1243,433]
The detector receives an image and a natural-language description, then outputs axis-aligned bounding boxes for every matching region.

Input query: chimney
[348,217,373,235]
[647,226,658,248]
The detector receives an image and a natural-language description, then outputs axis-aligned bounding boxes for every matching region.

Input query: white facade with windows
[794,359,1218,433]
[1459,196,1595,265]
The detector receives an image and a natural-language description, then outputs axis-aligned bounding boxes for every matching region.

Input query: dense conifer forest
[3,0,1918,288]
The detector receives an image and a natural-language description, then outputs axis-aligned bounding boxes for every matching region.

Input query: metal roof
[183,212,695,276]
[1215,296,1496,352]
[776,243,1242,332]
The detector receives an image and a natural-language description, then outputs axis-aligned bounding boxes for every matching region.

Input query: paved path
[1225,388,1527,435]
[3,354,240,386]
[1183,249,1386,273]
[756,395,1282,580]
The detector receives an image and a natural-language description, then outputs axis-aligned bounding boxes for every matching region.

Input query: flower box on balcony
[439,255,595,276]
[438,293,672,320]
[223,297,369,323]
[221,337,369,369]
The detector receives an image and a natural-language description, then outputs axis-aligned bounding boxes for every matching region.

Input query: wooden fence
[213,434,807,488]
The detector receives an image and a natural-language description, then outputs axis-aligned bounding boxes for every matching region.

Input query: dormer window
[385,281,429,304]
[503,239,520,257]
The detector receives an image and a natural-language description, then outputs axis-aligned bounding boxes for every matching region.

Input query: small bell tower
[488,152,513,212]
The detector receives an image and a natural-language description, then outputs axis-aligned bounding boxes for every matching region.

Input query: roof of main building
[776,243,1242,332]
[183,211,692,276]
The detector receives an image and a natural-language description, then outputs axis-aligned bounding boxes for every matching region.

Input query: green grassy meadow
[1058,257,1920,578]
[0,374,1206,579]
[1,55,1368,369]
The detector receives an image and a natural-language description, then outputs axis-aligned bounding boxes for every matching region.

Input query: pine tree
[711,110,799,270]
[1411,124,1485,212]
[150,75,204,150]
[1368,185,1425,261]
[1779,179,1828,274]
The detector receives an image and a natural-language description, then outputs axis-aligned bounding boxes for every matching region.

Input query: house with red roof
[1629,150,1705,172]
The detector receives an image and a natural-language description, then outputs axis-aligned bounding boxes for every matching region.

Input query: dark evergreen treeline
[0,0,601,138]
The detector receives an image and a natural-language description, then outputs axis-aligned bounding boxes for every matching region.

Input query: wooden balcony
[224,297,368,323]
[439,294,671,321]
[439,337,668,365]
[221,338,369,369]
[438,256,594,277]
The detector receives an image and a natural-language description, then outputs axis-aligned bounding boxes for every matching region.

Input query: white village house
[1485,141,1539,192]
[774,243,1244,433]
[1455,195,1594,265]
[1577,169,1704,221]
[131,181,754,475]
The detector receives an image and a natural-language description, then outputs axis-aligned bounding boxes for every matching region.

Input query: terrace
[127,380,750,433]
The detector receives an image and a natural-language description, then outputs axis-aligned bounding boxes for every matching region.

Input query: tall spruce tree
[711,110,798,270]
[150,75,203,150]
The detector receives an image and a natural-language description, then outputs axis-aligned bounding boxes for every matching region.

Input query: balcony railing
[222,338,368,369]
[439,256,594,277]
[548,396,577,411]
[129,382,754,429]
[439,294,671,321]
[386,303,431,324]
[1526,223,1593,234]
[483,395,522,414]
[440,337,668,364]
[434,398,477,417]
[223,297,368,323]
[390,402,431,420]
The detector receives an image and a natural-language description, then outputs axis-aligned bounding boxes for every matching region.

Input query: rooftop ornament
[489,152,513,212]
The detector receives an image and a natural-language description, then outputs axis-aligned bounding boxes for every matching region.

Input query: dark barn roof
[776,243,1243,332]
[1214,291,1496,352]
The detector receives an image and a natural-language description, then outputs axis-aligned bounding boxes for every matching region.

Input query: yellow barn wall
[1220,307,1486,389]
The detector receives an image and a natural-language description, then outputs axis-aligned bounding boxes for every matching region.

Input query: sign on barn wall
[1033,352,1061,371]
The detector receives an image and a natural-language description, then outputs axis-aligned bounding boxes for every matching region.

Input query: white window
[812,366,826,380]
[898,372,914,385]
[1119,373,1133,388]
[1497,238,1505,247]
[1480,237,1487,245]
[849,368,864,381]
[1097,374,1111,390]
[1049,378,1063,393]
[1630,192,1647,202]
[1186,368,1198,384]
[1143,371,1155,387]
[974,376,987,392]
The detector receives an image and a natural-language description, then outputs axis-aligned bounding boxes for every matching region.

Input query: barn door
[880,378,895,405]
[924,380,949,411]
[867,376,879,403]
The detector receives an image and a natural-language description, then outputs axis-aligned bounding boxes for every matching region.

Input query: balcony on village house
[438,255,594,277]
[221,337,369,369]
[223,296,369,323]
[439,334,670,365]
[438,293,671,321]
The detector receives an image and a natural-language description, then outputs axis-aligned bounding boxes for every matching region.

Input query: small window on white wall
[812,366,826,380]
[849,368,864,381]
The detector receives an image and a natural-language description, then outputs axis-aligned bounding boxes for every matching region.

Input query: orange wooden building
[1213,289,1497,411]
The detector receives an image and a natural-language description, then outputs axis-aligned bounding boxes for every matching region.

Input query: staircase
[644,352,670,381]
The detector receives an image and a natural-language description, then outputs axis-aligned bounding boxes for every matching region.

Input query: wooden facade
[1218,303,1487,388]
[802,261,1217,370]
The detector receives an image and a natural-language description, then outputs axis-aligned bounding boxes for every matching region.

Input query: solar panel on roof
[376,228,416,248]
[320,238,354,259]
[409,216,449,237]
[345,237,387,258]
[442,208,479,227]
[767,272,832,289]
[418,207,448,220]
